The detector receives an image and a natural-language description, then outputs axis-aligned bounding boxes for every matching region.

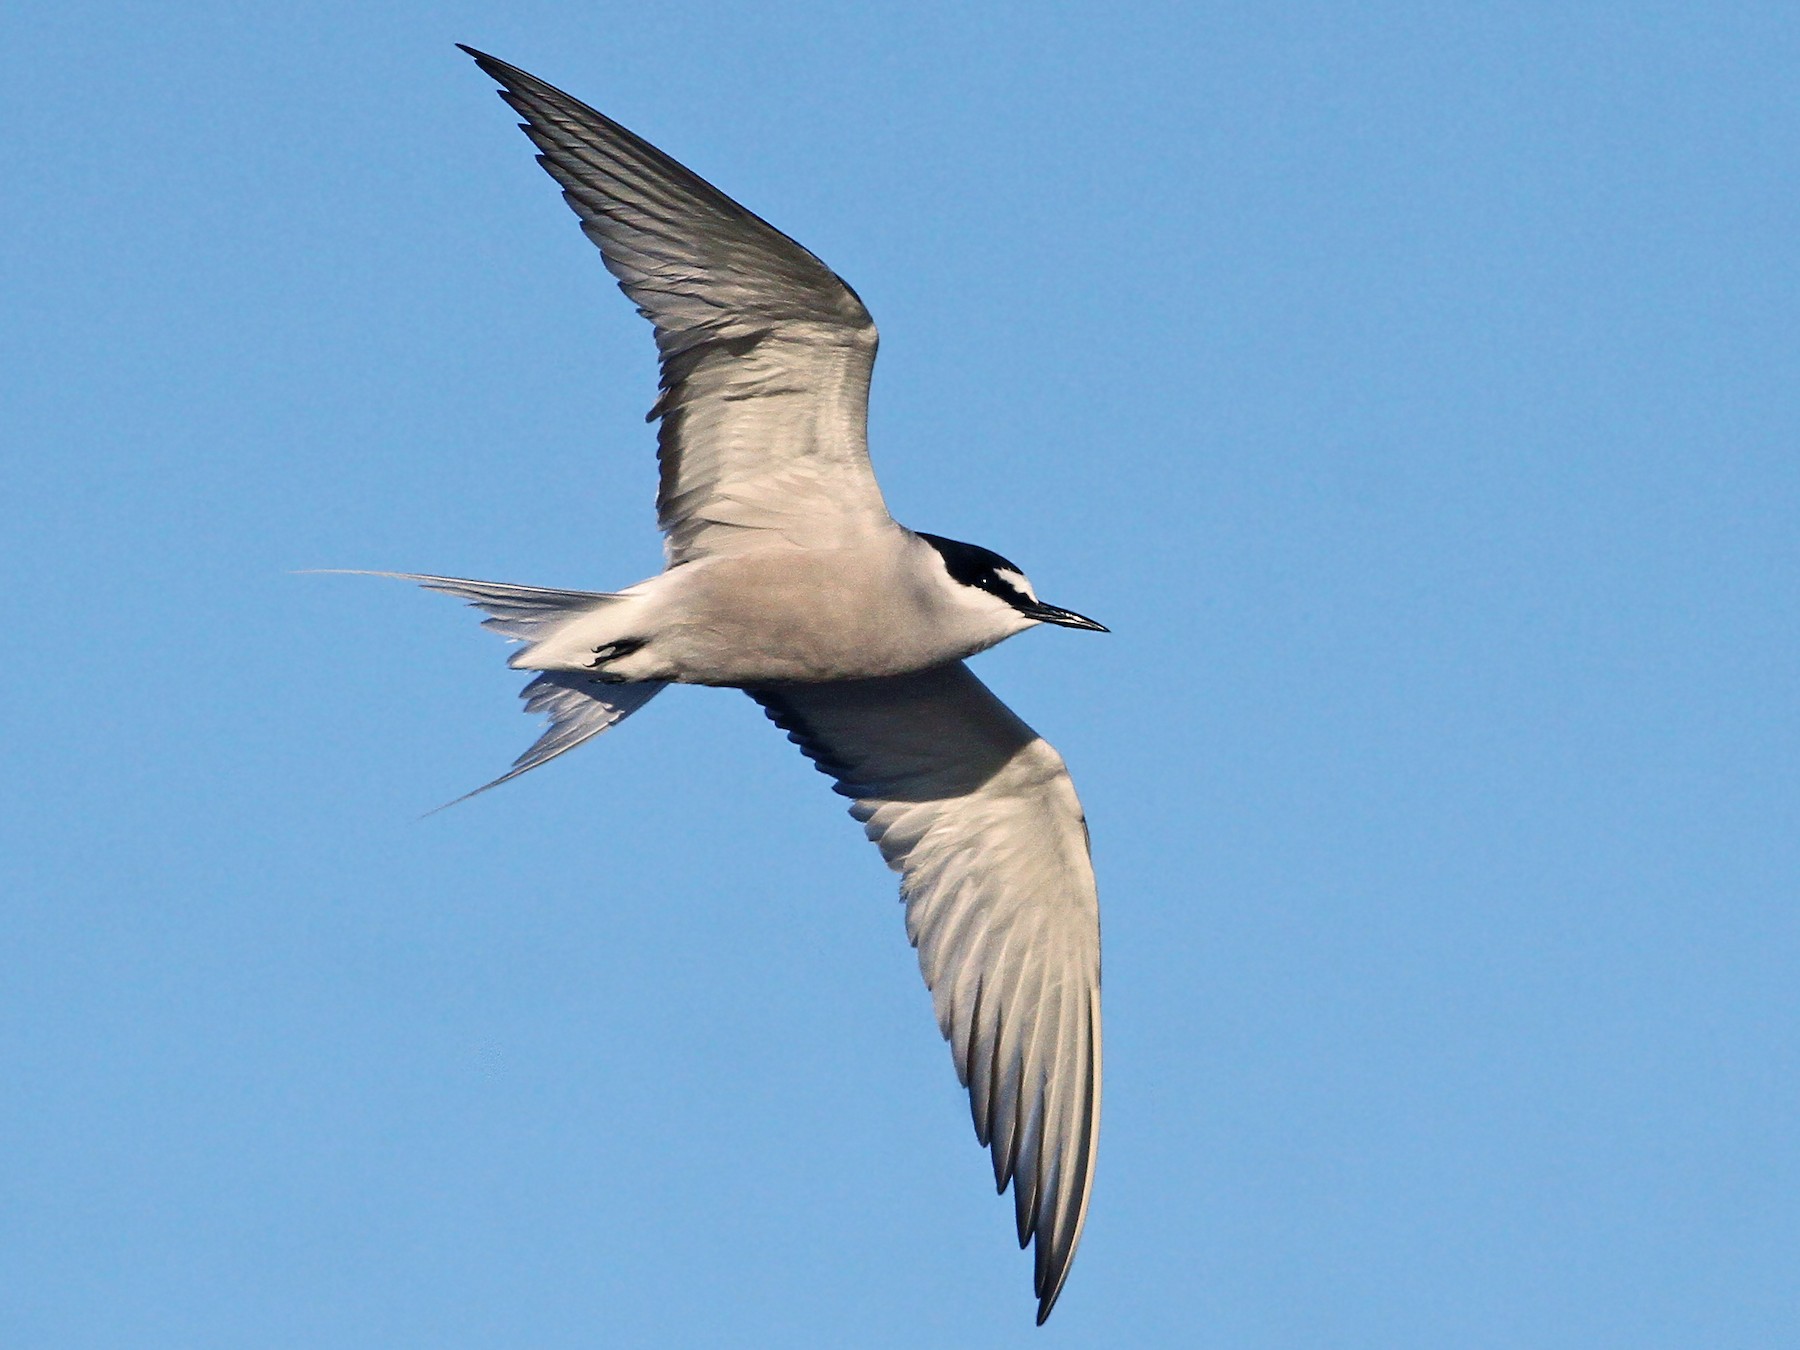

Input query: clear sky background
[4,3,1796,1346]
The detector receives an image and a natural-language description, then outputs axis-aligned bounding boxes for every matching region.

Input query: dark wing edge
[749,665,1102,1322]
[457,45,872,339]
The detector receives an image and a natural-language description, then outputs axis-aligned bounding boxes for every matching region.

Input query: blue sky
[4,2,1797,1345]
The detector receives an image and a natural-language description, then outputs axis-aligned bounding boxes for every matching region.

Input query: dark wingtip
[457,44,517,85]
[1035,1258,1073,1324]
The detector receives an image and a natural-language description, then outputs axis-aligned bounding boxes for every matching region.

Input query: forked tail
[314,570,667,807]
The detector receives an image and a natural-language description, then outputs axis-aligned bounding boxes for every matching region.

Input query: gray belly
[649,550,973,685]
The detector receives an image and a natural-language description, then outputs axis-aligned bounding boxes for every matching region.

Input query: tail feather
[320,569,626,641]
[429,673,666,813]
[310,570,663,808]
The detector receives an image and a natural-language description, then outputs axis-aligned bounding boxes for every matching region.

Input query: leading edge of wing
[748,663,1103,1322]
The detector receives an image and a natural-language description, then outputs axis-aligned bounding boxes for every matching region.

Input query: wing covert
[461,48,891,562]
[750,663,1102,1323]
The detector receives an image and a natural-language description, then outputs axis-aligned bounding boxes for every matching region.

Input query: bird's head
[917,532,1108,636]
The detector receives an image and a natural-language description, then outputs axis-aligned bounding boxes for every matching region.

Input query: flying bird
[350,46,1106,1322]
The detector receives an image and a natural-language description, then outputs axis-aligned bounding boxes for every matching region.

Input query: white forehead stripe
[994,567,1036,602]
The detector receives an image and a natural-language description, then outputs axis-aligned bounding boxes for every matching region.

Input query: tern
[347,47,1107,1322]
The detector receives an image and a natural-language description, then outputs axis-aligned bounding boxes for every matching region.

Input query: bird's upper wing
[462,48,891,564]
[749,663,1102,1323]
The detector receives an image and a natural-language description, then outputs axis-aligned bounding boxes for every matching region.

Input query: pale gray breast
[649,543,979,685]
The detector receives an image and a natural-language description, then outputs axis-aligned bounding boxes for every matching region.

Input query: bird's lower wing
[749,663,1101,1323]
